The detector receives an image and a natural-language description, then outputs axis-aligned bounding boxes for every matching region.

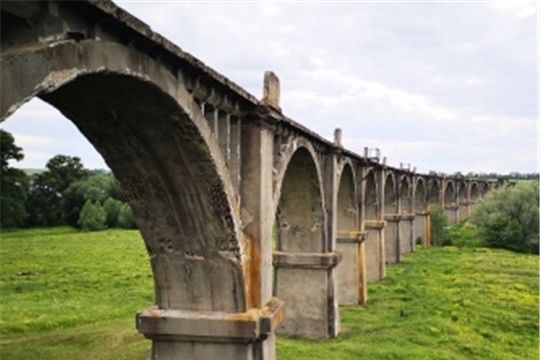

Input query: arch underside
[336,164,358,304]
[364,171,378,220]
[2,40,246,312]
[275,147,325,252]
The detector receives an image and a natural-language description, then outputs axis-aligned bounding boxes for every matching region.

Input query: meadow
[0,228,538,359]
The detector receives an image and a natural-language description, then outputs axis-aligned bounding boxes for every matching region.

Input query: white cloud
[1,2,536,174]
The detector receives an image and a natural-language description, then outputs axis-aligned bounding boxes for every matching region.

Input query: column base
[137,298,284,360]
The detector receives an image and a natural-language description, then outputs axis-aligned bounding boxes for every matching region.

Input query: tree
[117,203,136,229]
[471,181,539,254]
[26,155,88,227]
[0,130,29,228]
[78,200,107,231]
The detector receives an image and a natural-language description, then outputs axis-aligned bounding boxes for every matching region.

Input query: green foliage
[117,203,136,229]
[103,198,123,228]
[78,200,107,231]
[447,220,482,248]
[61,173,122,227]
[472,181,539,254]
[0,130,29,229]
[26,155,88,227]
[429,205,449,246]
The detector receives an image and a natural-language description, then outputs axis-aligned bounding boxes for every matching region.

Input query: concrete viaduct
[1,1,497,359]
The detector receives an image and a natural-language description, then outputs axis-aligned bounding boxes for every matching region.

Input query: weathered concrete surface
[2,1,499,358]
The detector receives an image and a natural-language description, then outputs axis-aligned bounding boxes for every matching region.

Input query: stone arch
[415,177,427,213]
[444,181,456,206]
[428,178,441,206]
[470,182,481,202]
[399,176,413,214]
[384,172,398,214]
[444,181,457,223]
[336,162,359,305]
[2,40,246,312]
[274,146,325,253]
[457,180,468,219]
[364,170,379,220]
[414,177,428,245]
[363,169,381,281]
[398,175,413,254]
[383,172,399,263]
[337,163,357,237]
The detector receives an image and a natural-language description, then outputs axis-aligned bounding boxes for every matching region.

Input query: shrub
[447,220,482,248]
[471,181,539,254]
[78,200,107,231]
[430,205,449,246]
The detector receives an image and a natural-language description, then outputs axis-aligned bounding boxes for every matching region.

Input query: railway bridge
[1,1,497,359]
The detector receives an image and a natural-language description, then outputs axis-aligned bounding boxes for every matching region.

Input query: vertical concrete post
[322,153,341,333]
[376,167,387,279]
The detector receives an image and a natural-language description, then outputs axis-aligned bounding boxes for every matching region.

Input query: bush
[471,181,539,254]
[447,220,482,248]
[430,205,449,246]
[78,200,107,231]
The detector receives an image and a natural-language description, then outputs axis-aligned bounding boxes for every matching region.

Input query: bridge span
[1,1,497,359]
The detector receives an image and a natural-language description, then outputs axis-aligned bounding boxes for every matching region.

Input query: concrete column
[400,214,415,254]
[458,201,469,221]
[414,210,428,246]
[336,233,366,305]
[445,205,459,224]
[364,220,385,281]
[384,215,400,263]
[273,251,341,338]
[138,299,284,360]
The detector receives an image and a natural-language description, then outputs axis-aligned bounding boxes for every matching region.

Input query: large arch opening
[273,146,330,338]
[457,180,468,220]
[383,173,399,264]
[335,163,359,305]
[444,181,457,223]
[414,178,427,245]
[1,98,156,358]
[399,176,413,254]
[470,182,481,203]
[363,170,381,281]
[2,39,248,360]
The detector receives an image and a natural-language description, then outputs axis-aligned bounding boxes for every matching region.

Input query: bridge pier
[384,215,401,263]
[445,205,459,224]
[400,214,415,254]
[138,298,283,360]
[414,211,429,246]
[364,220,386,281]
[273,251,341,338]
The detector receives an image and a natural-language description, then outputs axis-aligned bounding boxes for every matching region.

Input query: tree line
[1,129,135,231]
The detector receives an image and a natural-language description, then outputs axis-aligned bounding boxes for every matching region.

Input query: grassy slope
[0,229,537,360]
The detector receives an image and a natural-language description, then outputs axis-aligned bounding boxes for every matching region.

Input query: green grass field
[1,228,538,359]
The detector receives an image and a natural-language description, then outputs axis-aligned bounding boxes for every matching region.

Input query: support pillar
[415,211,429,246]
[273,251,342,339]
[364,220,385,281]
[384,214,400,263]
[336,231,367,305]
[138,299,284,360]
[458,201,470,220]
[445,205,459,224]
[400,214,415,254]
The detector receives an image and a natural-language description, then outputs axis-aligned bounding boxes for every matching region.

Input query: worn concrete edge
[136,298,285,343]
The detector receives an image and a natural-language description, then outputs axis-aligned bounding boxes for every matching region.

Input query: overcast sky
[2,1,537,174]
